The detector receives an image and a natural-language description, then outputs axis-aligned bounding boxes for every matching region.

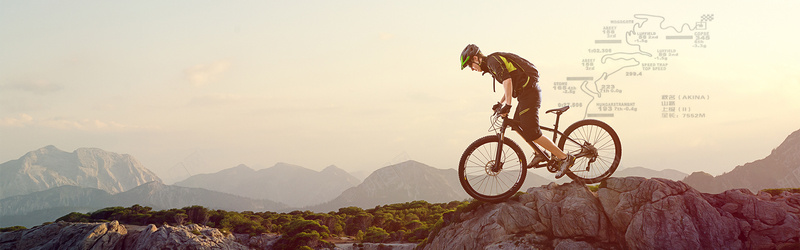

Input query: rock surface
[0,221,249,250]
[0,221,415,250]
[422,177,800,250]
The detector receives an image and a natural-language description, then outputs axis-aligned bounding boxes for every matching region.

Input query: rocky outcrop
[123,223,246,250]
[423,177,800,250]
[0,221,248,250]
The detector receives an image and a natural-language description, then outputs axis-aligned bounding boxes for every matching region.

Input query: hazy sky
[2,1,799,183]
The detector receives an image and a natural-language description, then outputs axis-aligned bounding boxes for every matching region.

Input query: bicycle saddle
[546,106,570,115]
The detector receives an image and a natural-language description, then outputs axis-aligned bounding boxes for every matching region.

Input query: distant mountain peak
[392,159,424,166]
[772,128,800,159]
[270,162,307,171]
[366,160,430,177]
[75,147,116,155]
[321,165,347,174]
[225,164,254,173]
[23,145,65,159]
[0,146,161,199]
[135,181,167,190]
[308,160,466,212]
[683,128,800,193]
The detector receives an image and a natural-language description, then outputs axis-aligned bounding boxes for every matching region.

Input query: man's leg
[535,135,575,178]
[514,92,567,161]
[533,135,567,160]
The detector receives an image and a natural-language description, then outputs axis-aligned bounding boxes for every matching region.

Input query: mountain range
[682,128,800,193]
[2,127,798,228]
[613,166,688,180]
[0,182,288,228]
[174,163,360,208]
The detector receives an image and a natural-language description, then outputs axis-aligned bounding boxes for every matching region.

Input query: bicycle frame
[492,113,595,170]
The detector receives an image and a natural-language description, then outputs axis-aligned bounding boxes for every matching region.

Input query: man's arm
[501,78,513,106]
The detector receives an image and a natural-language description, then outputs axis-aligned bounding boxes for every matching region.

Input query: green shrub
[219,213,266,235]
[510,191,526,201]
[761,188,800,196]
[56,212,90,223]
[338,206,364,216]
[0,226,27,232]
[363,226,389,243]
[273,219,333,250]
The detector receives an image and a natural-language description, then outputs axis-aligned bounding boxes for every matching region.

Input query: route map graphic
[553,14,714,119]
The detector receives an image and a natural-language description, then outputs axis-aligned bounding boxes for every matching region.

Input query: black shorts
[514,89,542,141]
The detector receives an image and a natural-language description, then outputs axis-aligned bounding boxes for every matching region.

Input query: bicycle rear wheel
[458,135,527,203]
[557,119,622,184]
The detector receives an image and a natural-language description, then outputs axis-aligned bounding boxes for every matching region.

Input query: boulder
[424,182,617,249]
[599,177,743,249]
[124,223,245,250]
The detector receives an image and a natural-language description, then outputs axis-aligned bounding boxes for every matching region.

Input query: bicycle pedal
[527,154,548,168]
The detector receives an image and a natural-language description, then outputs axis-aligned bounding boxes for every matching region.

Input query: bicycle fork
[491,121,509,173]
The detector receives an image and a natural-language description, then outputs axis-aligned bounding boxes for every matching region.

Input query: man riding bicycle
[460,44,575,178]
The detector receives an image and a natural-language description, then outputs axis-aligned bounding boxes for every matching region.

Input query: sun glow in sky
[2,1,799,183]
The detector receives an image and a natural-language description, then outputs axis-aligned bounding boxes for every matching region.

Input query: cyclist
[460,44,575,178]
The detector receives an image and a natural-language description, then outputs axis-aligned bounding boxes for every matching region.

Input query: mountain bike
[458,106,622,202]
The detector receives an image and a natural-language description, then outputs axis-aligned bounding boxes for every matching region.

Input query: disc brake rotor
[485,160,502,176]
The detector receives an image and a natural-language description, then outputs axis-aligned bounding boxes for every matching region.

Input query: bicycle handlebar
[488,113,522,134]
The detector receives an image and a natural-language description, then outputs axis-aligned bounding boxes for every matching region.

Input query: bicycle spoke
[502,171,520,185]
[473,174,490,189]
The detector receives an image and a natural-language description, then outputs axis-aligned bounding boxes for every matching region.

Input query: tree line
[51,200,473,249]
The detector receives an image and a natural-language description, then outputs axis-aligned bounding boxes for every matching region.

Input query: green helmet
[460,44,481,70]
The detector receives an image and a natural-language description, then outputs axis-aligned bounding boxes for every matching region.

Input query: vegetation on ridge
[10,186,794,248]
[48,200,468,249]
[761,188,800,196]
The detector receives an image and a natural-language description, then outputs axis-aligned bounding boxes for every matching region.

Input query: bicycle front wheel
[558,119,622,184]
[458,135,527,203]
